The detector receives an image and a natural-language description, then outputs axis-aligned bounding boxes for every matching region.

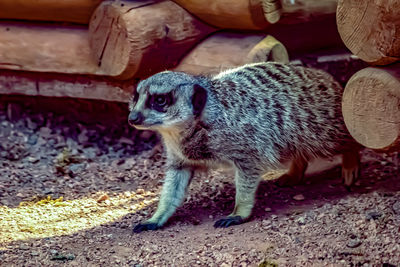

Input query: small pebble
[293,194,305,201]
[19,244,29,250]
[366,211,382,221]
[97,194,109,203]
[31,251,39,256]
[347,239,362,248]
[392,201,400,215]
[136,188,145,195]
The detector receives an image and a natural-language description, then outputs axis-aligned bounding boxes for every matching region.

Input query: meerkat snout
[128,111,144,126]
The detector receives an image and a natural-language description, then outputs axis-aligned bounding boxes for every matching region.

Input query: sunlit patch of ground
[0,189,158,245]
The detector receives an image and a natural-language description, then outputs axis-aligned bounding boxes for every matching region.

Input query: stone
[293,194,305,201]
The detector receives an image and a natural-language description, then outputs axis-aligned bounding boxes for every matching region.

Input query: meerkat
[128,62,361,232]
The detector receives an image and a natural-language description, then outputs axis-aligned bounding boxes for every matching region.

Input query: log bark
[0,70,133,103]
[0,22,100,75]
[337,0,400,65]
[0,0,102,24]
[174,33,289,75]
[171,0,273,29]
[88,0,215,80]
[342,65,400,152]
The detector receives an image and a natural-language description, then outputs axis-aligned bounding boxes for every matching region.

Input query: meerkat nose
[128,111,144,126]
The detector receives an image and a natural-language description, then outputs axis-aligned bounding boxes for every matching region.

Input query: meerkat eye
[148,93,173,112]
[155,95,167,106]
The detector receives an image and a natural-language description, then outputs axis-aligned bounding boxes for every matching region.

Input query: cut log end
[342,66,400,152]
[246,35,289,64]
[337,0,400,65]
[89,0,214,79]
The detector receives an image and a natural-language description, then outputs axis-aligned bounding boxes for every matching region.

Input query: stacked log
[174,33,289,75]
[0,22,100,75]
[88,0,215,79]
[171,0,272,29]
[338,0,400,152]
[0,0,353,101]
[0,70,133,103]
[0,0,102,24]
[172,0,338,29]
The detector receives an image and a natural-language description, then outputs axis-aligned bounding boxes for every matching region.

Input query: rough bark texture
[174,33,289,75]
[337,0,400,65]
[342,65,400,152]
[0,22,100,75]
[88,0,215,80]
[0,0,102,24]
[0,70,133,103]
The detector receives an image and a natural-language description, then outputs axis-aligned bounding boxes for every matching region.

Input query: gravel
[0,95,400,266]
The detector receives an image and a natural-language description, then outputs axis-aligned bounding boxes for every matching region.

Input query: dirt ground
[0,95,400,267]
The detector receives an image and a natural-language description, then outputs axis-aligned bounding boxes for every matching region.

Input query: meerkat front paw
[133,222,161,233]
[214,216,244,228]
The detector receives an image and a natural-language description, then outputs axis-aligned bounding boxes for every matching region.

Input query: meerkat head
[128,71,208,131]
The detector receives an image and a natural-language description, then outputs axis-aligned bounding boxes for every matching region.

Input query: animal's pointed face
[128,71,207,131]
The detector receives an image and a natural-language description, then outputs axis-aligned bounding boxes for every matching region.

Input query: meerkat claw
[133,222,160,233]
[214,216,243,228]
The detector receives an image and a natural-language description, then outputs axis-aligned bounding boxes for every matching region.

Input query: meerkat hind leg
[342,148,360,189]
[276,155,308,187]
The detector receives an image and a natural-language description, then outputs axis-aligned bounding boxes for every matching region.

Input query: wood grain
[0,22,100,75]
[337,0,400,65]
[342,65,400,151]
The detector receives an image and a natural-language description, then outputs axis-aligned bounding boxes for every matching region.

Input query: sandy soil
[0,95,399,267]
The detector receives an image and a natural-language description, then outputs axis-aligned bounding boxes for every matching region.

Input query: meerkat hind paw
[342,166,359,191]
[133,222,160,233]
[275,174,302,187]
[214,216,244,228]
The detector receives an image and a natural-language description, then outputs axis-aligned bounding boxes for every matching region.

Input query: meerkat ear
[192,84,207,117]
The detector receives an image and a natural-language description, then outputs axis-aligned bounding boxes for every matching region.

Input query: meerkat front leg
[214,166,261,228]
[133,164,194,233]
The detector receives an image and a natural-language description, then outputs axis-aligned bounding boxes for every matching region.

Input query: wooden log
[337,0,400,65]
[279,0,338,24]
[172,0,337,28]
[174,33,289,75]
[0,22,101,75]
[0,0,102,24]
[89,0,215,80]
[0,70,133,103]
[171,0,274,29]
[342,65,400,152]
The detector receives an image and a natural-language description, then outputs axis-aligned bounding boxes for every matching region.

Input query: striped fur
[129,62,361,232]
